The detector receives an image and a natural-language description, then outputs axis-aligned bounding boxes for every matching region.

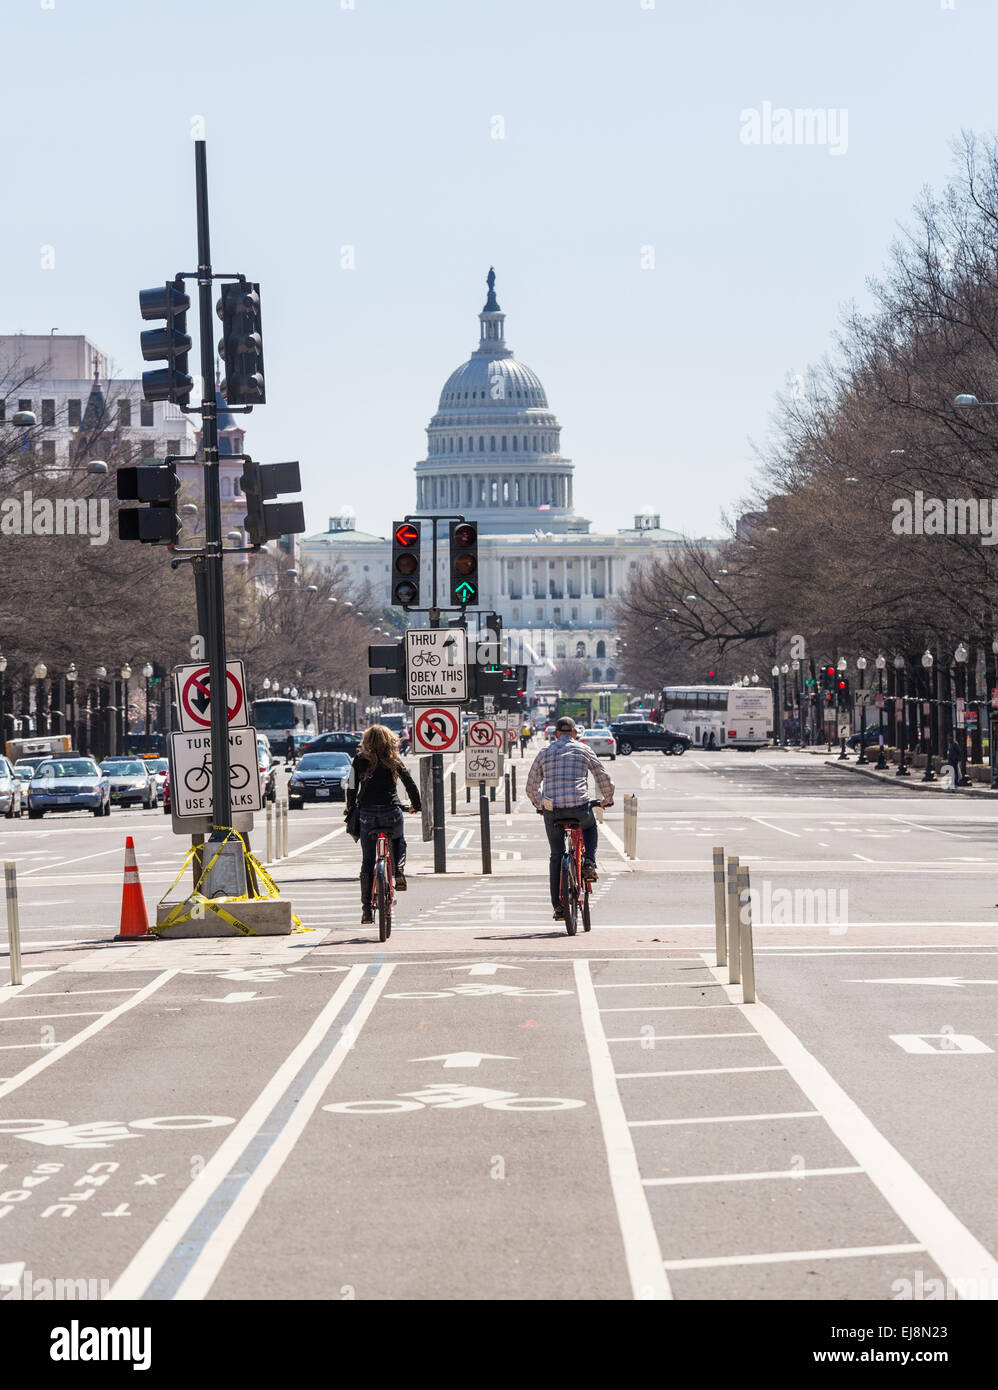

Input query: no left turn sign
[468,719,499,748]
[412,706,462,754]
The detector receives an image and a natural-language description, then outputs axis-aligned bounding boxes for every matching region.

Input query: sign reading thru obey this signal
[174,660,248,733]
[412,706,462,754]
[405,629,468,704]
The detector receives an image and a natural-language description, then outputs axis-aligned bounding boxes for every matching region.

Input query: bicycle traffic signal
[139,277,192,406]
[449,521,479,606]
[391,520,421,608]
[240,458,305,547]
[217,281,266,404]
[116,462,181,544]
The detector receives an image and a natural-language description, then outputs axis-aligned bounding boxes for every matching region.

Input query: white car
[578,727,616,760]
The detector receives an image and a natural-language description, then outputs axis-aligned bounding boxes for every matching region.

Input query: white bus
[251,697,319,755]
[660,685,773,750]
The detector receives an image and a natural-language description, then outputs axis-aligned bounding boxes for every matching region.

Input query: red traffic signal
[394,523,419,547]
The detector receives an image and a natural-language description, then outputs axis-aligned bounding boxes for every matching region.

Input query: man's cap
[555,717,577,733]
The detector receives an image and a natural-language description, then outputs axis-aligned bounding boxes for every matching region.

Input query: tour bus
[250,696,319,755]
[659,685,774,750]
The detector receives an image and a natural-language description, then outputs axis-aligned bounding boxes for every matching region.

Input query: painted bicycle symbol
[184,753,250,794]
[409,650,441,668]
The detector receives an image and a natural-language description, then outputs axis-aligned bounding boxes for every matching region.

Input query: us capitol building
[300,271,689,688]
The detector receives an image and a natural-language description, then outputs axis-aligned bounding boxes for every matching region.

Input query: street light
[874,654,888,768]
[65,662,78,751]
[894,654,909,777]
[120,664,133,754]
[919,650,935,781]
[954,642,970,785]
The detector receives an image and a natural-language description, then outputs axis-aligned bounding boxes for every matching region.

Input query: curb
[821,759,997,796]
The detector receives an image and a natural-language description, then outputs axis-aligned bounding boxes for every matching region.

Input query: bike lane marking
[700,958,998,1292]
[0,972,177,1102]
[107,962,393,1301]
[573,959,671,1300]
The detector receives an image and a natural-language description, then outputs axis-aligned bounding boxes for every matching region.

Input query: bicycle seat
[552,813,584,829]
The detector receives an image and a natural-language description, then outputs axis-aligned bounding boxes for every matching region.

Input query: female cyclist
[345,724,421,925]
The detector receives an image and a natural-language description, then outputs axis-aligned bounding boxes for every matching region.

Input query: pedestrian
[946,735,962,788]
[285,732,296,766]
[345,724,420,924]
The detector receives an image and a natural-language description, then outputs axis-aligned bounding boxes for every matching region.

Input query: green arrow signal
[454,581,476,603]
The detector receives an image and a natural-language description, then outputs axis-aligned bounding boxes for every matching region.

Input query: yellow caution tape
[155,827,308,935]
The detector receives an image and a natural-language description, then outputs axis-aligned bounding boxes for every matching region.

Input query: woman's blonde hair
[359,724,404,778]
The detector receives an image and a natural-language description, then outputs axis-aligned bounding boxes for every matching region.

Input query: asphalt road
[1,744,997,1303]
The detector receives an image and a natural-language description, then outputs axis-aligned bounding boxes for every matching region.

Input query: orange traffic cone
[114,836,155,941]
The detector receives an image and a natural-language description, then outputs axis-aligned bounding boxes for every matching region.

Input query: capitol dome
[414,270,589,535]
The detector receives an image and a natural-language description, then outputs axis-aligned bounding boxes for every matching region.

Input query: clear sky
[1,0,994,541]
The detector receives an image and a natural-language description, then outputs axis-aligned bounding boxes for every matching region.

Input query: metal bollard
[623,793,638,858]
[266,802,274,863]
[504,773,512,814]
[726,854,741,984]
[489,783,496,803]
[450,767,457,817]
[466,784,471,805]
[712,846,727,967]
[5,862,23,986]
[737,863,756,1003]
[281,799,289,859]
[511,765,517,801]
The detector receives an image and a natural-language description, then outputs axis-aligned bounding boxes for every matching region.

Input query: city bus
[250,696,319,754]
[659,685,774,750]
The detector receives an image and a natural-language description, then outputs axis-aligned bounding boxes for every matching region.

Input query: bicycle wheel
[377,860,391,941]
[560,858,577,935]
[581,882,592,932]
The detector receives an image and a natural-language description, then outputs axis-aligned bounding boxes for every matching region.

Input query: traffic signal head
[217,282,266,405]
[139,277,192,406]
[391,520,421,608]
[240,458,305,546]
[116,462,181,543]
[449,521,479,606]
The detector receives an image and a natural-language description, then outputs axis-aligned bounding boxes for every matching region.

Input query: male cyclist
[525,716,615,921]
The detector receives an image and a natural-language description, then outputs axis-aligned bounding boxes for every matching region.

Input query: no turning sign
[412,706,462,755]
[468,719,499,748]
[174,660,248,734]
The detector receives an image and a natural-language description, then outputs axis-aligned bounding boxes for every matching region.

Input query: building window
[118,399,132,427]
[19,399,32,412]
[566,560,572,568]
[501,436,507,451]
[490,436,496,451]
[140,441,155,459]
[606,667,616,682]
[41,399,55,427]
[575,641,585,657]
[592,667,602,682]
[479,436,485,451]
[512,608,520,620]
[556,643,566,659]
[596,640,606,659]
[468,437,473,451]
[41,440,56,464]
[536,611,544,623]
[141,402,154,427]
[512,436,518,451]
[595,608,603,621]
[572,610,578,622]
[67,399,81,426]
[221,477,232,498]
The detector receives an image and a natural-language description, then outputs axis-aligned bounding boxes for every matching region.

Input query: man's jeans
[543,804,598,909]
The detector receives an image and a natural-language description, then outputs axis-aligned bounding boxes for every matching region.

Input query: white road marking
[108,964,391,1301]
[715,965,998,1297]
[0,972,54,1002]
[643,1166,863,1186]
[286,826,347,859]
[573,960,671,1300]
[0,972,177,1101]
[20,845,124,876]
[606,1032,757,1042]
[629,1111,820,1127]
[615,1065,785,1079]
[891,1034,992,1054]
[752,817,799,837]
[662,1242,925,1270]
[0,1011,105,1023]
[410,1052,519,1068]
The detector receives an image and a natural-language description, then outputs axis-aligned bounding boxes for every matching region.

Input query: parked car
[99,758,158,809]
[142,755,170,795]
[26,757,110,818]
[300,731,362,758]
[0,756,24,818]
[287,752,353,808]
[608,720,690,756]
[847,727,884,749]
[13,756,48,784]
[578,727,617,760]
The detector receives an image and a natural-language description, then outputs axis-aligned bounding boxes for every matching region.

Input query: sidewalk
[821,756,998,796]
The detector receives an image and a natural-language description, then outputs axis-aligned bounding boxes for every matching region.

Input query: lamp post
[771,665,782,747]
[95,666,108,760]
[856,656,868,763]
[894,655,909,776]
[874,655,887,769]
[120,664,132,755]
[0,654,7,751]
[836,657,849,759]
[780,663,790,746]
[66,663,78,751]
[33,663,49,737]
[791,659,803,746]
[920,649,935,781]
[142,662,154,748]
[954,642,970,784]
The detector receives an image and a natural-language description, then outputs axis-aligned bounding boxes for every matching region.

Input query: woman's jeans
[359,806,406,885]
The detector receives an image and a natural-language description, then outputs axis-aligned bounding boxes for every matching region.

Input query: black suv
[609,720,690,756]
[300,731,361,757]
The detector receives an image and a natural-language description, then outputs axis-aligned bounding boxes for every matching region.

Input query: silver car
[99,758,158,809]
[0,756,24,819]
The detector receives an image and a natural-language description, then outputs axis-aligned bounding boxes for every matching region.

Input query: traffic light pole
[193,141,239,889]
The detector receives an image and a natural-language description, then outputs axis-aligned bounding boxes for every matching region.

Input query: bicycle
[551,799,604,936]
[372,828,394,941]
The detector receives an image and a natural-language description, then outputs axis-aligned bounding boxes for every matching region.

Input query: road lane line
[629,1111,820,1127]
[709,963,998,1297]
[287,826,347,859]
[107,963,390,1301]
[616,1065,785,1079]
[0,1011,105,1022]
[0,971,177,1101]
[752,817,799,837]
[19,845,124,876]
[643,1166,863,1186]
[662,1242,925,1270]
[573,960,671,1300]
[606,1032,757,1042]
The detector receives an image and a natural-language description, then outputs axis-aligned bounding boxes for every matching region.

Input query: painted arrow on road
[446,964,522,976]
[411,1053,520,1069]
[846,977,998,989]
[201,991,280,1004]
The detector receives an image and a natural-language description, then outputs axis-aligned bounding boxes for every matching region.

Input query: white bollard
[737,863,756,1003]
[712,846,727,967]
[5,861,23,987]
[281,798,289,858]
[726,854,741,985]
[266,802,274,863]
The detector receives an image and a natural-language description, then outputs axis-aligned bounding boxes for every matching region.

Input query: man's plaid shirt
[526,735,615,809]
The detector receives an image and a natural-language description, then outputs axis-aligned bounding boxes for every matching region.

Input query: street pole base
[201,837,249,898]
